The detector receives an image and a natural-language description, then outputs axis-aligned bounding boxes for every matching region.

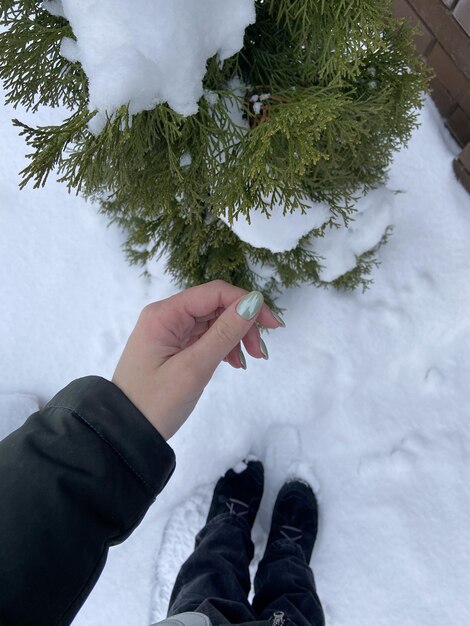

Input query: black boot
[206,460,264,528]
[266,480,318,562]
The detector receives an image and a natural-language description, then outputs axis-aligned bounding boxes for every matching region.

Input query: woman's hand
[112,280,284,440]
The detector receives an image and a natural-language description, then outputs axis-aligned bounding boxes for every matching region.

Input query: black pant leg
[168,513,257,624]
[252,539,325,626]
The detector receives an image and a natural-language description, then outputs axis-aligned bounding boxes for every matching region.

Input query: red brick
[409,0,470,77]
[446,106,470,145]
[393,0,435,54]
[454,0,470,35]
[453,158,470,194]
[428,43,470,116]
[459,142,470,169]
[430,76,456,117]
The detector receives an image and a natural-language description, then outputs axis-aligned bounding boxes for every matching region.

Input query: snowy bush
[0,0,428,306]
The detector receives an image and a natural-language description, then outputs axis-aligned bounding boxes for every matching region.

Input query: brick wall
[393,0,470,194]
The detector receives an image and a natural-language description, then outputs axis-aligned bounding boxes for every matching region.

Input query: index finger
[169,280,281,329]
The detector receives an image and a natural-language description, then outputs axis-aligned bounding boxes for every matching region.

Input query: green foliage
[0,0,430,301]
[0,1,87,110]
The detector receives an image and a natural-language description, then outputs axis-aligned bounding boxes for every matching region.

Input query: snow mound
[219,196,331,254]
[45,0,255,134]
[219,187,394,282]
[310,186,395,282]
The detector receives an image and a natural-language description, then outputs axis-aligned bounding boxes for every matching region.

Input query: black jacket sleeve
[0,376,176,626]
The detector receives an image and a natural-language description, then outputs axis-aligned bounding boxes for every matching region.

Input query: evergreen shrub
[0,0,429,307]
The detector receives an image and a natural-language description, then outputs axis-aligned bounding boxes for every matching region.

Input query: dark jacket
[0,376,176,626]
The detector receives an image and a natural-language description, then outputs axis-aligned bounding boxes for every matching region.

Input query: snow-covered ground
[1,89,470,626]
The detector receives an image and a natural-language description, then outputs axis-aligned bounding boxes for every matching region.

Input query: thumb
[188,290,264,376]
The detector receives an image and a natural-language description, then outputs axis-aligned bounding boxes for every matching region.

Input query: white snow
[310,187,396,281]
[2,88,470,626]
[0,393,39,441]
[250,93,270,116]
[43,0,66,19]
[179,153,192,168]
[219,195,331,254]
[45,0,255,133]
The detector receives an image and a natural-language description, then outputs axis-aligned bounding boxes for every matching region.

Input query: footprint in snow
[424,365,446,389]
[357,430,470,480]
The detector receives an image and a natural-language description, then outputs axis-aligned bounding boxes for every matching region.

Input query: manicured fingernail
[236,291,264,320]
[272,311,286,327]
[259,337,269,360]
[239,349,247,370]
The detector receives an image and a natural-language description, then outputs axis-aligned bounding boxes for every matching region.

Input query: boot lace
[225,497,249,517]
[280,524,303,543]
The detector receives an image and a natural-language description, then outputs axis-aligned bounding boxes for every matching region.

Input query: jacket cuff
[45,376,176,497]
